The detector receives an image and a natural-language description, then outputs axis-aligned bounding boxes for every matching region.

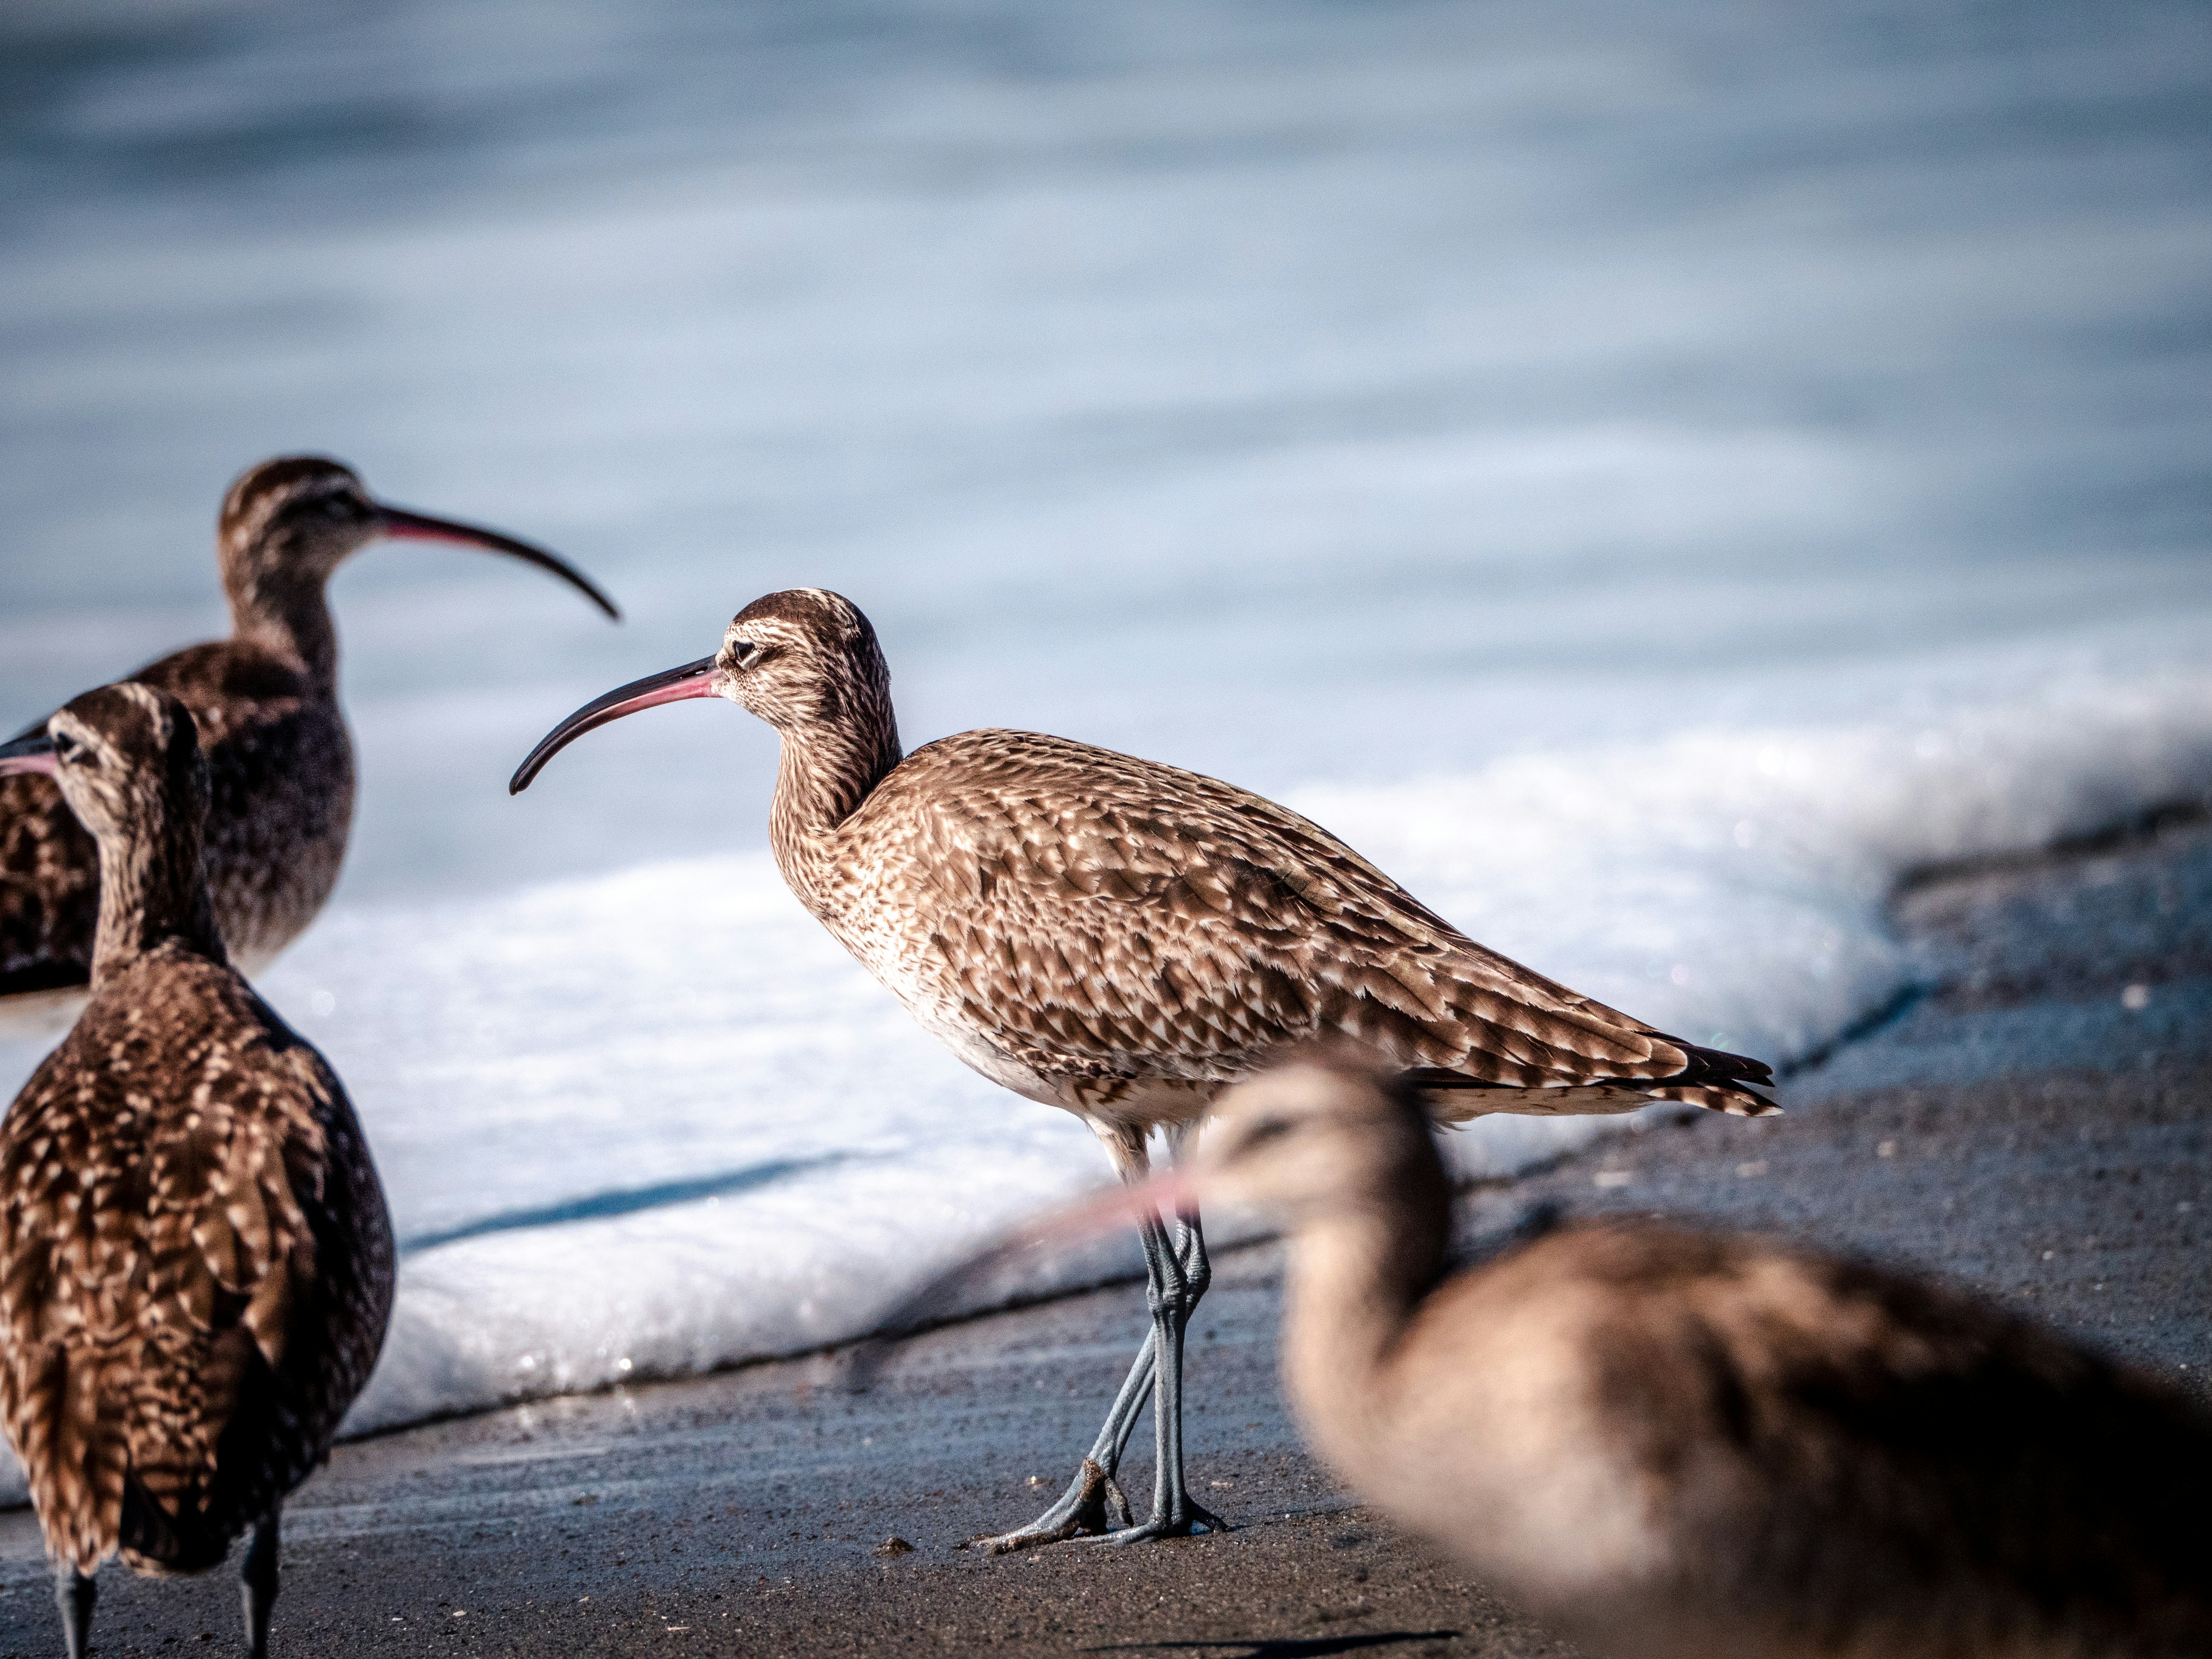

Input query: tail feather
[1407,1033,1778,1119]
[118,1473,231,1577]
[1646,1082,1779,1118]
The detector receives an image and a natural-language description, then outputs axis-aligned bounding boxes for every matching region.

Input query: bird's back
[0,768,96,995]
[1371,1225,2212,1659]
[823,730,1770,1114]
[0,638,351,1004]
[0,945,393,1575]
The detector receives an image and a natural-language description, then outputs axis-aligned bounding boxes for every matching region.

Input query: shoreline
[0,814,2204,1657]
[355,789,2212,1418]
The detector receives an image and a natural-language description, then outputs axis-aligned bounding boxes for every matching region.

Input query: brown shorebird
[0,685,395,1659]
[0,454,617,1032]
[1079,1053,2212,1658]
[508,587,1775,1548]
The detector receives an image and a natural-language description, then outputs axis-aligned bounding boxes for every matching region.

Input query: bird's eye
[320,496,352,518]
[732,640,766,669]
[53,737,87,766]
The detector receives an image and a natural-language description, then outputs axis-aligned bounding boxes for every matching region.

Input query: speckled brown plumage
[0,638,348,1006]
[813,727,1770,1123]
[3,947,393,1573]
[0,684,393,1653]
[520,587,1775,1131]
[1186,1058,2212,1659]
[512,587,1779,1549]
[0,455,614,1026]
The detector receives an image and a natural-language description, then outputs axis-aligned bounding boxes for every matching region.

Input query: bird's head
[716,588,890,731]
[839,1050,1452,1391]
[216,454,619,628]
[1017,1051,1451,1244]
[0,682,208,855]
[1191,1051,1447,1230]
[510,588,894,793]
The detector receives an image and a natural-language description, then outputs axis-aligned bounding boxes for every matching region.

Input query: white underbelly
[829,912,1220,1133]
[910,1001,1063,1105]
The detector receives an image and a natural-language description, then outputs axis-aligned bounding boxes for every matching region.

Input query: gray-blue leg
[972,1333,1153,1551]
[241,1510,280,1657]
[977,1123,1226,1552]
[55,1564,94,1659]
[1086,1201,1227,1544]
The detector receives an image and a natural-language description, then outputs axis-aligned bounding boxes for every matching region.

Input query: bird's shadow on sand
[1089,1633,1459,1657]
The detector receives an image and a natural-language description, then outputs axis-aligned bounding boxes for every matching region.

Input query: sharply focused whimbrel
[510,588,1775,1548]
[1077,1053,2212,1657]
[0,685,395,1659]
[0,455,618,1031]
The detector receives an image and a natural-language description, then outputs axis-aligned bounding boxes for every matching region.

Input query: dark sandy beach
[1,815,2204,1659]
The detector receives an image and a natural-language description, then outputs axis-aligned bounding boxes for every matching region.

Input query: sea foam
[0,650,2203,1505]
[334,649,2212,1427]
[3,0,2209,1511]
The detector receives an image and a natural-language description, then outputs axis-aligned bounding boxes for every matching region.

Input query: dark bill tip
[509,655,721,795]
[0,729,56,778]
[378,505,622,622]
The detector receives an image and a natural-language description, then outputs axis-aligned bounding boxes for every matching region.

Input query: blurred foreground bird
[1022,1053,2207,1658]
[509,587,1775,1549]
[0,455,618,1033]
[0,686,395,1659]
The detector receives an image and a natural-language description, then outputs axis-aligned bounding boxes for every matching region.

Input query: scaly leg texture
[976,1122,1230,1551]
[55,1565,95,1659]
[241,1511,280,1658]
[1086,1199,1228,1544]
[974,1124,1163,1553]
[970,1333,1151,1552]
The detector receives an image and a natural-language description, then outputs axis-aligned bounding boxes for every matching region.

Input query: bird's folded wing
[0,1002,330,1566]
[0,774,98,989]
[896,733,1758,1101]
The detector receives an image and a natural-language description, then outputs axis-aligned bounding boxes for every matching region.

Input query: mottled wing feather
[0,772,97,993]
[0,640,350,1000]
[870,733,1774,1115]
[0,951,391,1573]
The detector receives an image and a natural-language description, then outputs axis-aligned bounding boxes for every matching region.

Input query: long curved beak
[0,731,56,778]
[1054,1168,1204,1236]
[378,505,621,621]
[509,655,721,795]
[840,1167,1204,1391]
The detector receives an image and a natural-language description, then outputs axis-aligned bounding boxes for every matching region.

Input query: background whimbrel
[1065,1053,2212,1657]
[509,587,1776,1549]
[0,685,395,1659]
[0,454,618,1034]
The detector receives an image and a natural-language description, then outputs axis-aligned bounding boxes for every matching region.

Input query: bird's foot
[1078,1498,1232,1547]
[966,1458,1133,1554]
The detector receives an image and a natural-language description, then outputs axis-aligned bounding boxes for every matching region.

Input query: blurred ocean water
[0,0,2208,1444]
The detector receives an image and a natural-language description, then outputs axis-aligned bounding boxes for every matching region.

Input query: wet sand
[0,817,2205,1659]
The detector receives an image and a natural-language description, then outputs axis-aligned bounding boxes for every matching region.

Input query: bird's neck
[768,707,904,899]
[1279,1198,1448,1477]
[225,562,340,691]
[92,812,227,988]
